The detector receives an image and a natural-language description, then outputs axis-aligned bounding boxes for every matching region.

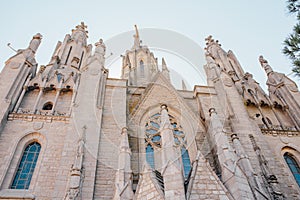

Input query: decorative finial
[162,57,169,71]
[205,35,221,47]
[72,21,88,38]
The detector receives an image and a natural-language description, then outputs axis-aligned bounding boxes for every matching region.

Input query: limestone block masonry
[0,23,299,200]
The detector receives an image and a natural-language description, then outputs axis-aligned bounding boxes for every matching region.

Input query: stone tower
[0,24,299,200]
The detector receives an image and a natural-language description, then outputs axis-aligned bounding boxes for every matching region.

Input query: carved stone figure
[94,39,106,56]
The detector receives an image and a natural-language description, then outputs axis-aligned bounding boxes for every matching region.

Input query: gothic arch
[136,104,198,172]
[0,132,46,190]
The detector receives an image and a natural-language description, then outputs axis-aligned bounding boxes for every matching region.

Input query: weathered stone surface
[0,25,299,200]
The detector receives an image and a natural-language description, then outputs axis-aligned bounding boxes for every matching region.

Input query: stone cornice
[259,124,299,136]
[8,113,70,123]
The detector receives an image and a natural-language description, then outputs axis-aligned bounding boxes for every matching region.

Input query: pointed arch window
[144,113,191,175]
[284,152,300,187]
[181,147,191,178]
[283,153,300,187]
[10,142,41,189]
[140,60,144,78]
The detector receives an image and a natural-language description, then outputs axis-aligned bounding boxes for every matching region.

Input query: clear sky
[0,0,298,91]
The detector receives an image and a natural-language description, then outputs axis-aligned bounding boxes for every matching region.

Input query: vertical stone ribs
[249,134,284,200]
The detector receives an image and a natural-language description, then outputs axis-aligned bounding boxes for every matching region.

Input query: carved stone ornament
[222,75,233,87]
[33,121,44,130]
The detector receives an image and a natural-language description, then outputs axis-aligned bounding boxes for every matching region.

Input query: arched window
[10,142,41,189]
[146,144,155,168]
[145,113,190,173]
[42,102,53,110]
[140,60,144,78]
[284,152,300,187]
[181,147,191,178]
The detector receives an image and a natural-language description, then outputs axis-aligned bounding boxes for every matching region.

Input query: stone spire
[205,35,243,81]
[161,57,170,81]
[160,104,185,200]
[121,25,159,86]
[114,127,134,200]
[259,55,300,129]
[259,55,273,75]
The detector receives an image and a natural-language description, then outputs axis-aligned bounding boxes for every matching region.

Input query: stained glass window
[146,144,155,168]
[284,153,300,187]
[145,113,191,173]
[181,147,191,178]
[11,142,41,189]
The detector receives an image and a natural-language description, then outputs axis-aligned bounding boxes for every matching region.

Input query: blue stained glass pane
[146,145,155,169]
[27,153,34,162]
[150,122,160,129]
[20,173,28,180]
[284,153,300,187]
[152,135,161,142]
[29,144,37,152]
[181,148,191,178]
[10,142,41,189]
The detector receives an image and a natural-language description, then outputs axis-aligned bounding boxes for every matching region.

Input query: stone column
[160,104,185,200]
[32,78,47,114]
[114,127,133,200]
[51,80,63,115]
[13,74,32,113]
[208,108,254,200]
[64,125,86,200]
[231,133,267,199]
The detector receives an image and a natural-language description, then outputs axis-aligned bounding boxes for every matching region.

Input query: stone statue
[28,33,42,53]
[94,39,106,56]
[17,33,42,59]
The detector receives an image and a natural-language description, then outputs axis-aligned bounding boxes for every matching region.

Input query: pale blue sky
[0,0,297,90]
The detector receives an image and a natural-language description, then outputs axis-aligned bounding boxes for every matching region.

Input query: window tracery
[144,113,191,177]
[10,142,41,189]
[284,152,300,187]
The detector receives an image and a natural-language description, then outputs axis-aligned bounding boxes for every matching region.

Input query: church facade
[0,23,299,200]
